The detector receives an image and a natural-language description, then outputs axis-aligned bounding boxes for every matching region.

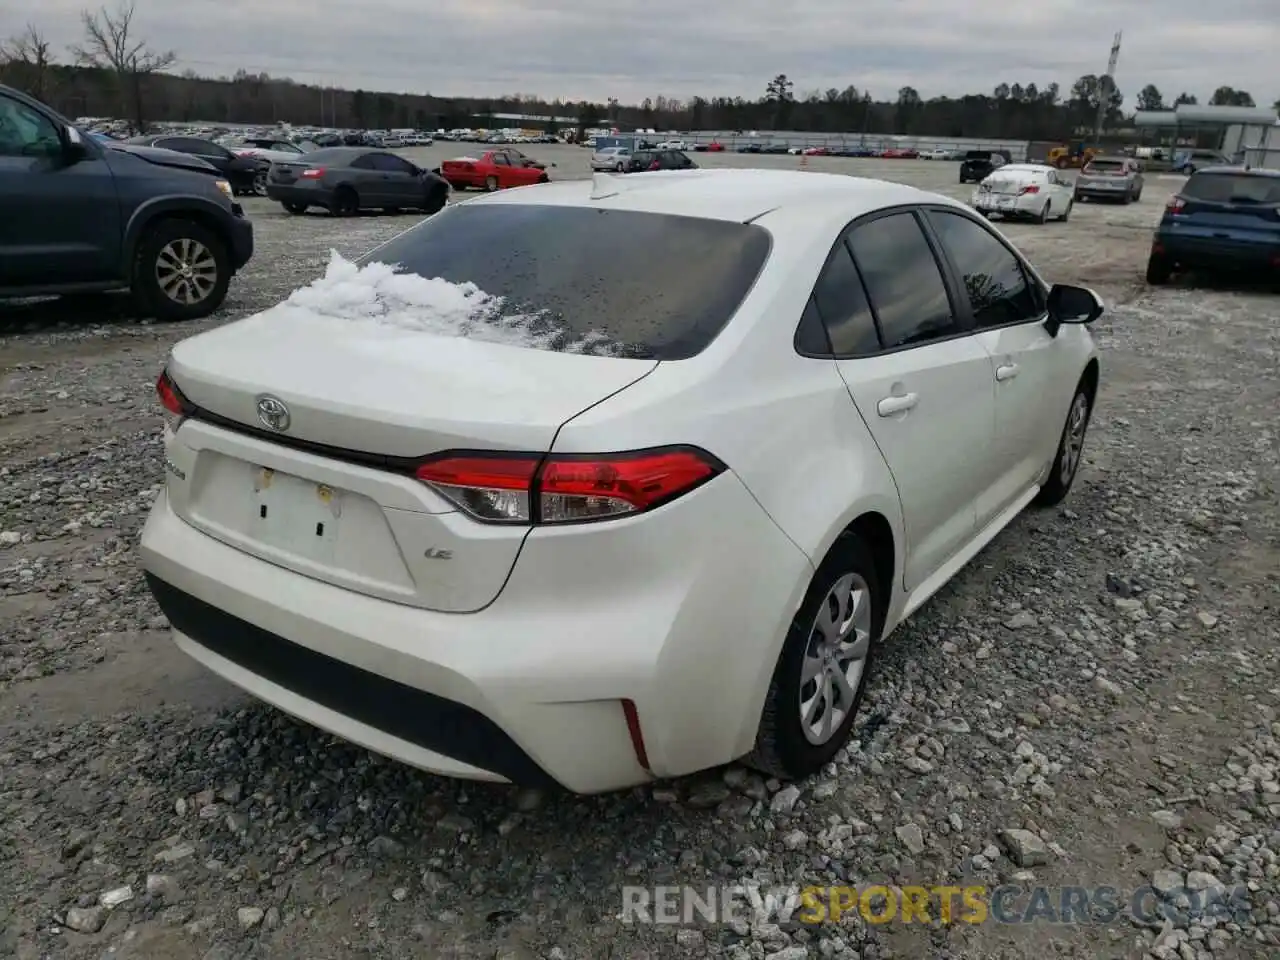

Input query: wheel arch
[123,201,234,282]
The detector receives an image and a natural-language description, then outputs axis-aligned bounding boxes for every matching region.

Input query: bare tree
[71,1,175,133]
[1,24,56,100]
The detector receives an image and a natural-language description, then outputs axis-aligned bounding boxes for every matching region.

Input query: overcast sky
[6,1,1278,106]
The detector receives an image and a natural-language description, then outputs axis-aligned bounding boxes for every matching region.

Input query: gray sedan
[265,147,450,216]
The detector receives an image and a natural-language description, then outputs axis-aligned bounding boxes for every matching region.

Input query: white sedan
[972,163,1075,222]
[590,146,632,171]
[141,169,1103,794]
[918,148,952,160]
[657,139,688,150]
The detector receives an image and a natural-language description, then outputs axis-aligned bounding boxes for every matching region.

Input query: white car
[918,148,951,160]
[973,163,1075,222]
[657,139,688,150]
[590,146,632,171]
[141,169,1102,795]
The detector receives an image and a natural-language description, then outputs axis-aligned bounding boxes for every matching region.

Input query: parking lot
[2,148,1278,960]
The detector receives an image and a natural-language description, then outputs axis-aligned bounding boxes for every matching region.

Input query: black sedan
[264,147,450,216]
[125,134,266,195]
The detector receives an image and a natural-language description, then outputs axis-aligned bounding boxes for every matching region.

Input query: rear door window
[810,242,881,355]
[846,212,957,349]
[360,204,772,359]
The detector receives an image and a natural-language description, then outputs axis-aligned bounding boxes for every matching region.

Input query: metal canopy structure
[1134,104,1278,128]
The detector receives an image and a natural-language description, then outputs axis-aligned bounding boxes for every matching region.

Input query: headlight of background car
[213,179,234,201]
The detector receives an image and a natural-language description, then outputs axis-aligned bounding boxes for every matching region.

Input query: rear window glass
[359,204,772,360]
[1086,160,1125,172]
[1183,173,1280,204]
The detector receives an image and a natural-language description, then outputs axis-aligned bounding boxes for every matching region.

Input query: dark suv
[959,149,1011,184]
[625,149,698,173]
[0,85,253,321]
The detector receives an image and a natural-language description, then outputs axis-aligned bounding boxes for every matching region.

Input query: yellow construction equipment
[1046,142,1100,169]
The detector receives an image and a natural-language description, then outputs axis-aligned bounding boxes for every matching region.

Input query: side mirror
[58,124,89,163]
[1045,283,1104,336]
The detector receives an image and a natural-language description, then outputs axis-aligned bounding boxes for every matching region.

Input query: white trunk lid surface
[163,306,656,613]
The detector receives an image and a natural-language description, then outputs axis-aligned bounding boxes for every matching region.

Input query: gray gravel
[2,158,1278,960]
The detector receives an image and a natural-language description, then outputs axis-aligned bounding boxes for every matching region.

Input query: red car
[882,148,919,159]
[440,148,549,191]
[706,141,725,152]
[802,146,830,156]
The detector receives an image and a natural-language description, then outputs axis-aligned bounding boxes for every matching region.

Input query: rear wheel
[132,219,230,322]
[747,535,882,779]
[253,168,269,196]
[484,175,499,192]
[1146,253,1173,285]
[422,187,448,214]
[1060,200,1073,222]
[282,202,307,215]
[330,187,358,216]
[1035,201,1051,224]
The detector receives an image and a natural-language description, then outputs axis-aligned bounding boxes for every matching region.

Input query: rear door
[825,209,995,591]
[923,208,1069,523]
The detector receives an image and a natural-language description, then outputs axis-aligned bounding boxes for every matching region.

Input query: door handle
[995,363,1020,382]
[876,393,918,417]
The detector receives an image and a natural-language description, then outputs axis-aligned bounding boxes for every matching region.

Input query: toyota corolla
[140,169,1103,794]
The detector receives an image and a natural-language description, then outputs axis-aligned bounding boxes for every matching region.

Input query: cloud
[9,0,1278,105]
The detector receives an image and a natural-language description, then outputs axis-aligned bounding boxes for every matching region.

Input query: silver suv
[1073,156,1143,204]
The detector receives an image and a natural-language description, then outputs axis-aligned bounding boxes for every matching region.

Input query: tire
[330,187,358,216]
[422,187,448,215]
[282,202,307,215]
[1146,253,1173,285]
[615,162,624,172]
[537,173,550,183]
[131,218,230,322]
[1035,201,1050,224]
[746,535,882,780]
[484,175,499,192]
[253,168,269,196]
[1133,189,1142,202]
[1034,381,1093,507]
[1060,200,1072,222]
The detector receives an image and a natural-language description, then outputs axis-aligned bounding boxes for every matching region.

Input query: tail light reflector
[1166,196,1186,213]
[414,447,724,525]
[299,168,325,179]
[155,369,189,431]
[1019,184,1040,195]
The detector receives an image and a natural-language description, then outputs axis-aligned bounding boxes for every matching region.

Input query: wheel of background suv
[253,168,269,196]
[282,202,307,215]
[484,175,499,191]
[331,187,359,216]
[747,535,882,779]
[132,219,230,322]
[1146,253,1173,285]
[1033,381,1093,507]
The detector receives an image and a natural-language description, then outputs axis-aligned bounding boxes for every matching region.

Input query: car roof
[1192,165,1280,178]
[464,168,942,223]
[1087,155,1129,162]
[304,146,379,164]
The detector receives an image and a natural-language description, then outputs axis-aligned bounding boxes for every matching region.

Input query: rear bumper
[139,471,811,793]
[1154,232,1280,270]
[264,184,326,206]
[1074,187,1132,199]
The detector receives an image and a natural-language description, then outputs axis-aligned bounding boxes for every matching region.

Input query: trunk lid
[269,161,304,184]
[164,301,657,613]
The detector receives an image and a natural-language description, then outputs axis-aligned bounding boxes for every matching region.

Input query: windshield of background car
[361,204,772,359]
[1182,172,1280,204]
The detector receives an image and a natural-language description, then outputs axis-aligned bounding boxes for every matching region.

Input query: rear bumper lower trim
[144,572,561,789]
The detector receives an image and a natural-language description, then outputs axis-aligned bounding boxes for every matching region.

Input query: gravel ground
[2,157,1278,960]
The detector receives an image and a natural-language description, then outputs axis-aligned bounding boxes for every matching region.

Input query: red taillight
[1019,184,1040,195]
[1166,196,1186,213]
[156,369,189,430]
[299,167,324,179]
[414,447,724,525]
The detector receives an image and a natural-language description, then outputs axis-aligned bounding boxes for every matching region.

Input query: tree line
[3,4,1278,140]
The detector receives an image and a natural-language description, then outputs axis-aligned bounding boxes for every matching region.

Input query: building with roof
[1134,103,1280,167]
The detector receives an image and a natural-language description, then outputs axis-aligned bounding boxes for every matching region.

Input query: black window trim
[918,204,1049,333]
[794,203,977,361]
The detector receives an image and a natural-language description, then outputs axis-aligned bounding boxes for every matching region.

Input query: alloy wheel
[799,572,872,745]
[154,238,218,305]
[1060,393,1090,485]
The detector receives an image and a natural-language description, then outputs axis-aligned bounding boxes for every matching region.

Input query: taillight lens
[155,369,189,431]
[299,167,324,179]
[1019,184,1040,195]
[415,447,724,525]
[1167,196,1186,213]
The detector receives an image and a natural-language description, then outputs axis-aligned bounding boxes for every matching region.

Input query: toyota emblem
[256,395,291,432]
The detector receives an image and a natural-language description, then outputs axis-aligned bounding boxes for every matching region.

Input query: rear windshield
[359,204,772,360]
[1183,173,1280,204]
[1086,159,1126,172]
[964,151,990,160]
